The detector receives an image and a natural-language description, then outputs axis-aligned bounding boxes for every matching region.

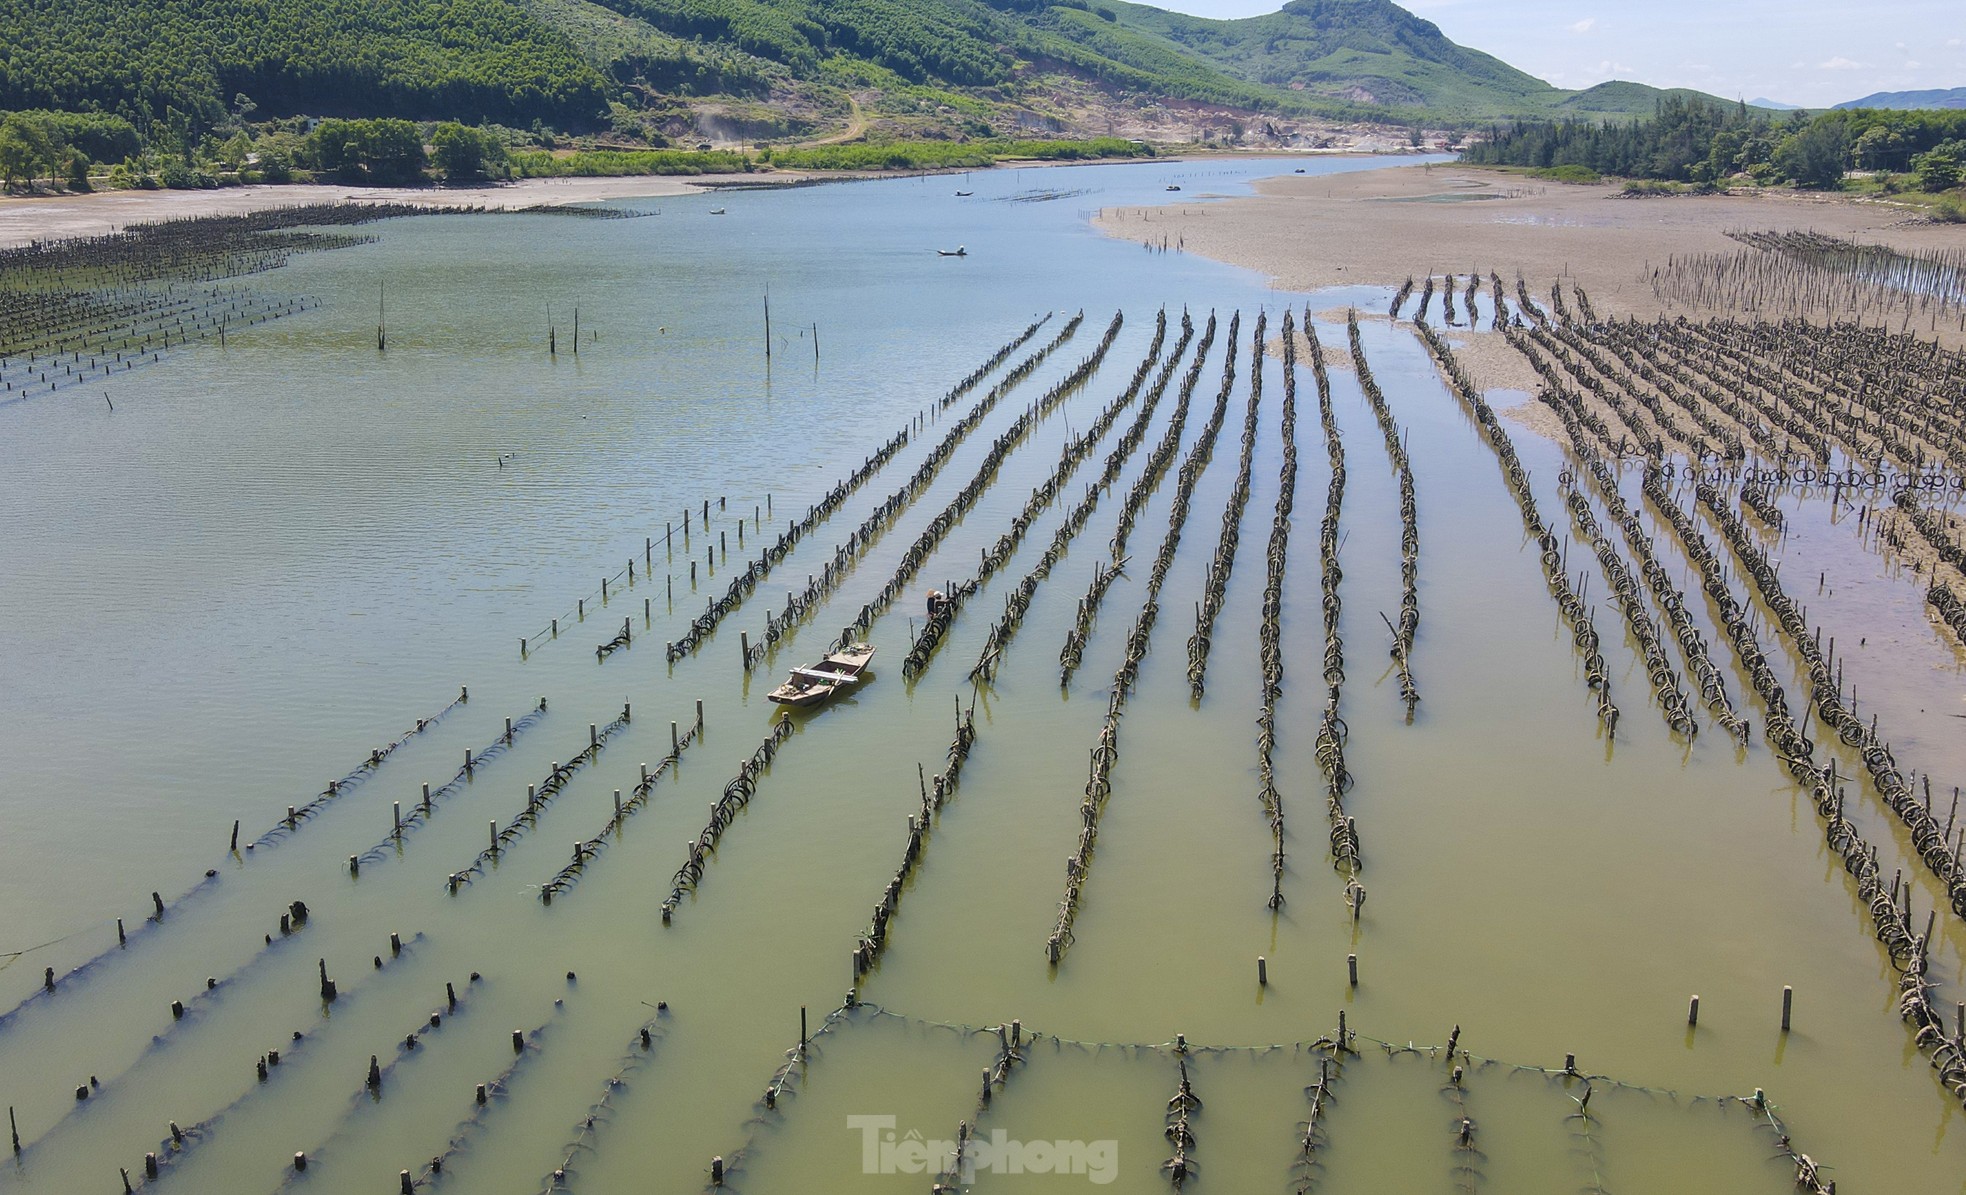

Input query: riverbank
[0,172,807,249]
[0,149,1415,251]
[1094,163,1963,336]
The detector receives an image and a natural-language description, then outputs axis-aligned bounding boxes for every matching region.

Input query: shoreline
[0,173,799,248]
[0,149,1425,250]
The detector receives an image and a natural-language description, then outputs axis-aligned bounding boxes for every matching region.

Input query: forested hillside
[0,0,1756,136]
[0,0,611,128]
[0,0,1778,192]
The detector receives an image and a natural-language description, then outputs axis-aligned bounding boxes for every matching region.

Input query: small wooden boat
[1165,184,1181,191]
[937,245,968,257]
[954,190,973,196]
[767,643,876,707]
[709,207,727,215]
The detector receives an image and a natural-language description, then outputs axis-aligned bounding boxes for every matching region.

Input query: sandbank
[1095,164,1961,331]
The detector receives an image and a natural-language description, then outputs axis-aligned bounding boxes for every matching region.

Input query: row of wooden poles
[1347,310,1422,709]
[886,310,1133,678]
[697,1001,1841,1194]
[1653,231,1966,333]
[722,312,1086,670]
[1058,311,1210,683]
[831,312,1123,663]
[1390,270,1510,332]
[0,291,315,400]
[5,689,479,1039]
[1184,310,1259,698]
[1051,311,1232,961]
[1463,304,1966,1109]
[1302,310,1362,905]
[971,309,1199,689]
[663,312,1155,926]
[911,311,1192,679]
[1529,311,1966,481]
[1418,321,1621,736]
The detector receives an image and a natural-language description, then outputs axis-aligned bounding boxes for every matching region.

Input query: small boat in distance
[767,643,876,707]
[938,245,968,257]
[955,190,973,196]
[1165,184,1181,191]
[709,207,727,215]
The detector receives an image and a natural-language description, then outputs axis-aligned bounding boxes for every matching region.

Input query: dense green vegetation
[508,146,752,175]
[0,0,611,129]
[1462,98,1966,208]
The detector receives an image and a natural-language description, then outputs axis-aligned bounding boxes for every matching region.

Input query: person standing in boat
[926,589,948,618]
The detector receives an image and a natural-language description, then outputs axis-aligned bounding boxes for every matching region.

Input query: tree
[62,148,90,191]
[310,118,426,183]
[431,122,504,180]
[1851,124,1909,171]
[0,122,33,189]
[0,114,51,189]
[1914,140,1964,192]
[1772,119,1850,189]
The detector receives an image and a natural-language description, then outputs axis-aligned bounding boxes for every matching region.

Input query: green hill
[0,0,1753,147]
[1084,0,1553,114]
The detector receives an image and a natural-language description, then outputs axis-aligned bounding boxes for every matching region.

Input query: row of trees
[311,120,510,183]
[1462,97,1966,192]
[0,112,512,191]
[0,110,145,189]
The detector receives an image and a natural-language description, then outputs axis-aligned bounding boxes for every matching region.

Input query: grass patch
[764,137,1150,171]
[1529,163,1600,184]
[508,148,753,176]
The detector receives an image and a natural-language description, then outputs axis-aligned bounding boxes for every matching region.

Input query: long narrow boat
[767,643,876,707]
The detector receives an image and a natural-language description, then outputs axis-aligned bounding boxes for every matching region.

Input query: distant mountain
[1834,87,1966,110]
[1749,97,1801,110]
[0,0,1766,141]
[1546,81,1752,116]
[1039,0,1746,119]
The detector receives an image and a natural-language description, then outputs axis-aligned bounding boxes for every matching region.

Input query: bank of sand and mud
[1097,163,1964,340]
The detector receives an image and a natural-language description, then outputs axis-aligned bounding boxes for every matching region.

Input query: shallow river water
[3,155,1964,1194]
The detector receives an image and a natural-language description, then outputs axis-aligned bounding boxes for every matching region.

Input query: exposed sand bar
[0,172,778,248]
[1097,163,1964,332]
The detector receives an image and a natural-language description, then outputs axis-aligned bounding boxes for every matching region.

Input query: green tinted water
[2,159,1963,1193]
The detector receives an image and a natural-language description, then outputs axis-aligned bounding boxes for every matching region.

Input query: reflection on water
[2,156,1964,1193]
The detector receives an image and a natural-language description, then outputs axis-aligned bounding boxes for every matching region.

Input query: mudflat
[1097,163,1960,331]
